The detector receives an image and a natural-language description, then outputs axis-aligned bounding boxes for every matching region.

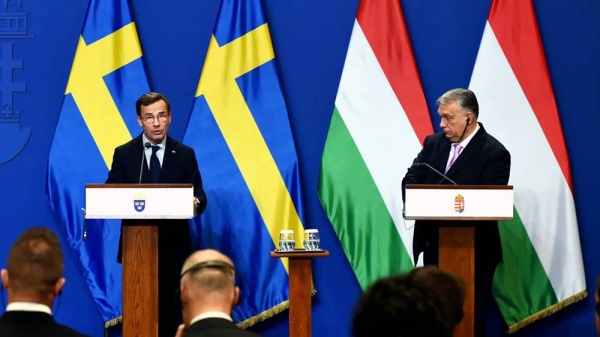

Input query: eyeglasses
[141,113,169,124]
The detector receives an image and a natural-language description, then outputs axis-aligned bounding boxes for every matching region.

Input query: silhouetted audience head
[352,266,465,337]
[409,266,466,334]
[178,249,240,326]
[1,227,65,306]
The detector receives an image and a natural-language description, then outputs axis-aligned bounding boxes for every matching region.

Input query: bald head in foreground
[176,249,262,337]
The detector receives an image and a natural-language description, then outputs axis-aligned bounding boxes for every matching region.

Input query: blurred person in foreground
[175,249,262,337]
[352,266,465,337]
[0,227,88,337]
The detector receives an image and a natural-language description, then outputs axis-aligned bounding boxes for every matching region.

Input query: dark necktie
[150,145,161,183]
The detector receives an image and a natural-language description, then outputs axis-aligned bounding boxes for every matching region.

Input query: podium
[404,184,513,337]
[85,183,195,337]
[270,250,329,337]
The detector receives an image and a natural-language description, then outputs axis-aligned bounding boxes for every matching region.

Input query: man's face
[137,99,171,144]
[438,101,470,143]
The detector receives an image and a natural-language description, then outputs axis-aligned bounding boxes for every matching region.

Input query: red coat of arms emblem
[454,194,465,213]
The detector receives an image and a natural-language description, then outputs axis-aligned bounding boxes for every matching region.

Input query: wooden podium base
[271,250,329,337]
[439,224,475,337]
[122,221,159,337]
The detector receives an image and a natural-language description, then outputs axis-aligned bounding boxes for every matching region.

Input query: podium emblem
[454,194,464,213]
[133,193,146,212]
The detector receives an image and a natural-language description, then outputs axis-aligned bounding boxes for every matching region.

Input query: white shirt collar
[142,133,167,150]
[190,311,233,325]
[457,122,480,149]
[6,302,52,315]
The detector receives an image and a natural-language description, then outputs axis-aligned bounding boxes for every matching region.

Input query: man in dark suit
[175,249,262,337]
[106,92,207,337]
[401,88,511,337]
[0,227,88,337]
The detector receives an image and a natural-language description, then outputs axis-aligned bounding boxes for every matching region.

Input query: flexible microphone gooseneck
[139,142,152,184]
[415,162,457,185]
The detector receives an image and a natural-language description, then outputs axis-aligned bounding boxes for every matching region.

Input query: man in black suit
[401,88,511,337]
[0,227,88,337]
[175,249,262,337]
[106,92,207,337]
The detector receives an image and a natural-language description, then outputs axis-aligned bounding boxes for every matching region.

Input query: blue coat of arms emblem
[134,193,146,212]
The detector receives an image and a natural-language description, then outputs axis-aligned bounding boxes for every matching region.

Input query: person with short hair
[176,249,261,337]
[408,266,466,334]
[106,92,208,336]
[352,268,460,337]
[0,227,88,337]
[402,88,511,336]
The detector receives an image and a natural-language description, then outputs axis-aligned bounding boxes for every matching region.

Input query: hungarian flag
[469,0,586,331]
[317,0,433,289]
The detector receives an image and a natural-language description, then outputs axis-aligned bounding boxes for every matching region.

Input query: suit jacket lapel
[160,136,176,182]
[434,138,452,174]
[445,124,486,177]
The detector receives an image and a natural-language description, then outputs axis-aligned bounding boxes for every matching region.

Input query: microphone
[139,142,151,184]
[401,162,457,223]
[415,162,457,185]
[401,162,457,222]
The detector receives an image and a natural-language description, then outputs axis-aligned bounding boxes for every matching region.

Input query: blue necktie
[150,145,161,183]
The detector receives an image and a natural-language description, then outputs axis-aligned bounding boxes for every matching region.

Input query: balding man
[176,249,261,337]
[0,227,88,337]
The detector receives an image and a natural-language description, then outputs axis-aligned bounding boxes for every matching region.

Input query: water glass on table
[303,229,320,251]
[279,229,295,252]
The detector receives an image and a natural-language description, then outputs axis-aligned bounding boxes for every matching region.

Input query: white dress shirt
[189,311,233,326]
[6,302,52,315]
[445,122,480,168]
[142,134,167,169]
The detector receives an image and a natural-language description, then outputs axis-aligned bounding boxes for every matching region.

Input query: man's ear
[55,277,66,296]
[137,115,143,127]
[233,286,240,306]
[179,282,188,307]
[1,269,8,290]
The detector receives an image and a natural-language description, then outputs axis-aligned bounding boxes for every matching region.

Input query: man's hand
[174,324,185,337]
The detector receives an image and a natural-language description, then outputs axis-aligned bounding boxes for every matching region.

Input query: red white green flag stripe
[318,0,433,289]
[469,0,586,331]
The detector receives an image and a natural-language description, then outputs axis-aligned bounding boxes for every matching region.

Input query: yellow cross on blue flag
[46,0,150,328]
[183,0,307,328]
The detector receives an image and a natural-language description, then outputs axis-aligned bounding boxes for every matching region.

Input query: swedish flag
[46,0,150,328]
[183,0,307,328]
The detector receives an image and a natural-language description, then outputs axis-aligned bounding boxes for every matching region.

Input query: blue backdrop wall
[1,0,599,336]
